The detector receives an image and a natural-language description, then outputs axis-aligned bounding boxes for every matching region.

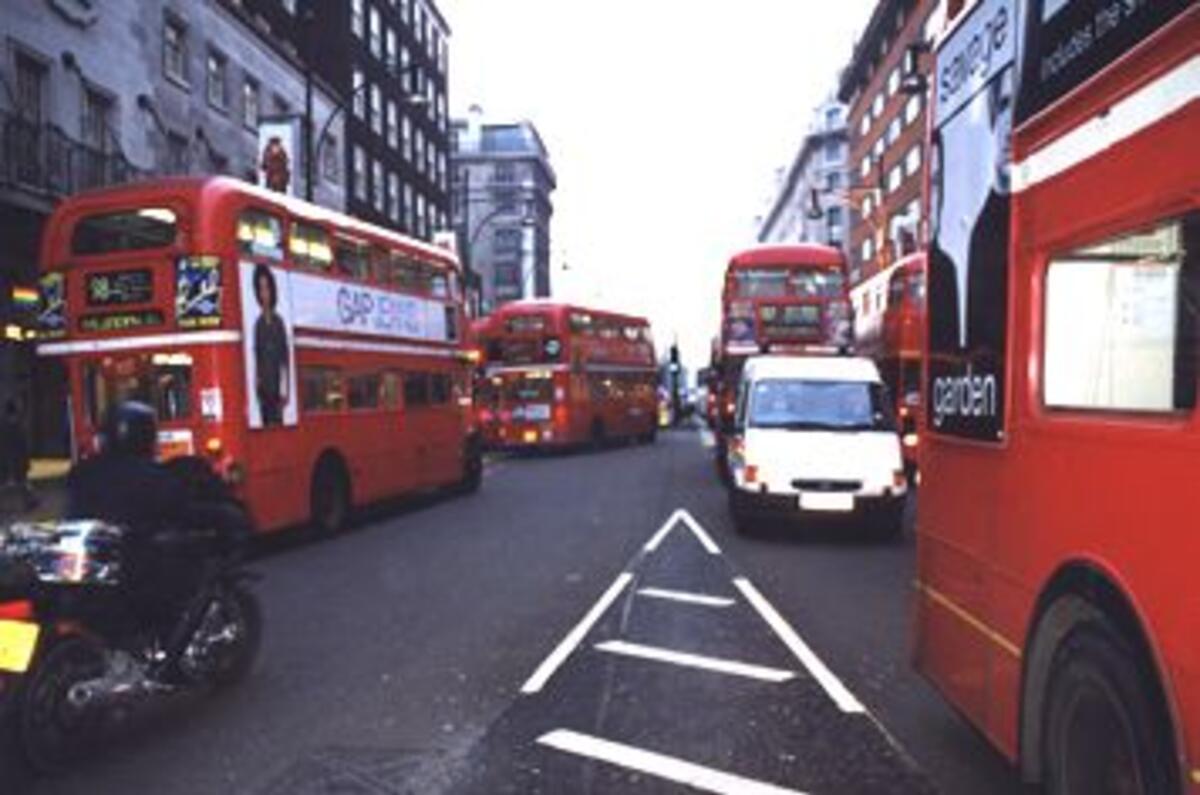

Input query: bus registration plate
[0,620,39,673]
[799,492,854,512]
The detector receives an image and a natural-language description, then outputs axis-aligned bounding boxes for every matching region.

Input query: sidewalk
[0,458,69,522]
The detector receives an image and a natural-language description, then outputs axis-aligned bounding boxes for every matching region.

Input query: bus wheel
[310,458,350,536]
[590,419,607,448]
[1042,617,1177,795]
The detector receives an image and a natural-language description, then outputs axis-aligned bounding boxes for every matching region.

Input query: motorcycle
[0,457,262,774]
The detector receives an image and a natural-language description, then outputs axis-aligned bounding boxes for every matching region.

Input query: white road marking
[537,729,808,795]
[644,508,722,555]
[644,511,683,553]
[594,640,795,683]
[734,577,865,714]
[699,428,716,448]
[520,572,633,694]
[636,587,735,608]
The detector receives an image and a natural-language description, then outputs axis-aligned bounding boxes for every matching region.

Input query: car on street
[725,354,907,536]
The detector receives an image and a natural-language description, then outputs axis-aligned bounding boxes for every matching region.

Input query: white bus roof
[742,355,881,384]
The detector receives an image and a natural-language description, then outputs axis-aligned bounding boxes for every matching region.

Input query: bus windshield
[748,379,894,431]
[734,267,844,298]
[71,208,178,256]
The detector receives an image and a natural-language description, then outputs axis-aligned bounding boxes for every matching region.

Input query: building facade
[451,112,556,314]
[757,99,849,250]
[249,0,452,240]
[0,0,345,455]
[837,0,939,286]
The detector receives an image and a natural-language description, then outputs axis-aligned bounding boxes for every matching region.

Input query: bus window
[369,246,391,284]
[394,256,423,292]
[405,372,430,407]
[83,352,193,426]
[300,365,345,412]
[291,222,334,272]
[734,269,789,298]
[431,271,449,299]
[335,235,371,280]
[348,372,382,410]
[237,209,284,260]
[72,208,178,256]
[1044,215,1197,413]
[791,268,844,298]
[431,373,452,405]
[569,312,594,335]
[381,371,402,410]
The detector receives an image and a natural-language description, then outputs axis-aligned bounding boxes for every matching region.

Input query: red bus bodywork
[916,3,1199,791]
[853,253,926,471]
[37,177,475,534]
[712,244,852,466]
[472,301,657,448]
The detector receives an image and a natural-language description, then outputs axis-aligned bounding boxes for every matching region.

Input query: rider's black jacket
[65,452,189,537]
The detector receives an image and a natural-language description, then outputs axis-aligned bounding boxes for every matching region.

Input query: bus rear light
[205,437,223,455]
[744,465,759,484]
[893,469,907,488]
[903,433,919,448]
[0,600,33,621]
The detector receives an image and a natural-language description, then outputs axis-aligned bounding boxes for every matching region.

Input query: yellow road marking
[914,581,1022,659]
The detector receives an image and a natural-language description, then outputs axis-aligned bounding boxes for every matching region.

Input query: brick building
[837,0,940,287]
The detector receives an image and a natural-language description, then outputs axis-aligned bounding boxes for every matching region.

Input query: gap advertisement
[927,0,1017,441]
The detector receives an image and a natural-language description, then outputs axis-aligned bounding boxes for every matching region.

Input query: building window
[861,237,874,264]
[372,160,384,210]
[386,100,398,148]
[322,135,340,183]
[386,27,397,68]
[859,114,870,137]
[401,116,412,161]
[873,137,885,158]
[904,145,922,177]
[416,193,427,237]
[414,128,425,174]
[826,172,843,191]
[370,84,382,135]
[871,92,884,119]
[886,117,901,146]
[887,164,903,193]
[862,193,875,218]
[824,138,842,164]
[860,155,871,179]
[887,66,901,97]
[241,79,260,128]
[404,184,415,230]
[80,87,113,150]
[904,93,922,126]
[352,70,366,118]
[369,5,383,58]
[163,16,188,84]
[353,145,367,201]
[388,172,400,222]
[827,206,844,228]
[281,0,296,13]
[351,0,365,38]
[166,131,190,173]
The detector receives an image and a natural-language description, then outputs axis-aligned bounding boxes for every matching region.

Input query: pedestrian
[0,400,37,511]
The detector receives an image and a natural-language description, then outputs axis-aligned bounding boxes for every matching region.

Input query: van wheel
[1042,616,1178,795]
[310,458,350,536]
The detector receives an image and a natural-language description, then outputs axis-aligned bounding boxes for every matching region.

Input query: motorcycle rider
[65,401,253,675]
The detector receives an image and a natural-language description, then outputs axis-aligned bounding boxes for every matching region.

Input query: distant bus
[712,244,852,473]
[473,301,657,448]
[851,252,925,472]
[37,177,480,535]
[915,3,1198,794]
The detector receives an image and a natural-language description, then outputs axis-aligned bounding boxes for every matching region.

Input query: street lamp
[457,188,539,313]
[305,65,427,201]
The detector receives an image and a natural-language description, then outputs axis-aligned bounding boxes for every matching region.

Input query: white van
[726,355,907,537]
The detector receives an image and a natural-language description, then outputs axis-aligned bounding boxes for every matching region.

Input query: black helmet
[101,401,158,459]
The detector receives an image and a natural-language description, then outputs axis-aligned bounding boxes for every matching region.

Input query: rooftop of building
[837,0,919,103]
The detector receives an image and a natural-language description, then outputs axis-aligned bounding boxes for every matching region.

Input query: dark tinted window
[405,372,430,407]
[72,209,178,255]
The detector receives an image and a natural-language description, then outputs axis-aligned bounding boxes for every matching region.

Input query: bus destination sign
[86,269,154,307]
[79,310,165,333]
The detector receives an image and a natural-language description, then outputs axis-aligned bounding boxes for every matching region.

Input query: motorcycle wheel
[18,636,106,773]
[195,587,263,689]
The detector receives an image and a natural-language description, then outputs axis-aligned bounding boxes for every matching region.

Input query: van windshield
[748,378,895,431]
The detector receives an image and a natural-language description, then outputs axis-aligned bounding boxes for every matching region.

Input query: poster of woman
[241,262,298,428]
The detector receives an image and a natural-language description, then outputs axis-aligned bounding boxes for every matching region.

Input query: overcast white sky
[439,0,876,373]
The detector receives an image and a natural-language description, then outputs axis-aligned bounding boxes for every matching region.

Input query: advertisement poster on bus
[288,272,450,343]
[240,262,298,429]
[926,0,1017,442]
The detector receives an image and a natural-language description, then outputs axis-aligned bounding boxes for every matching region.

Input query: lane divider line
[594,640,795,683]
[733,577,866,714]
[537,729,808,795]
[520,572,634,695]
[636,587,735,608]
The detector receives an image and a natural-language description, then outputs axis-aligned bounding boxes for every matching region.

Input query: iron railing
[0,109,146,197]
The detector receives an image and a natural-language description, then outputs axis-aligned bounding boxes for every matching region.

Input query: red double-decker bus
[472,301,657,448]
[36,177,480,535]
[916,2,1198,793]
[852,252,926,473]
[712,244,852,474]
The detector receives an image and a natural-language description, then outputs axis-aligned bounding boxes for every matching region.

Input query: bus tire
[590,419,607,448]
[310,456,350,536]
[1042,614,1178,795]
[459,436,483,494]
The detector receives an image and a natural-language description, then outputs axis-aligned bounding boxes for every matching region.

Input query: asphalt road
[22,428,1027,795]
